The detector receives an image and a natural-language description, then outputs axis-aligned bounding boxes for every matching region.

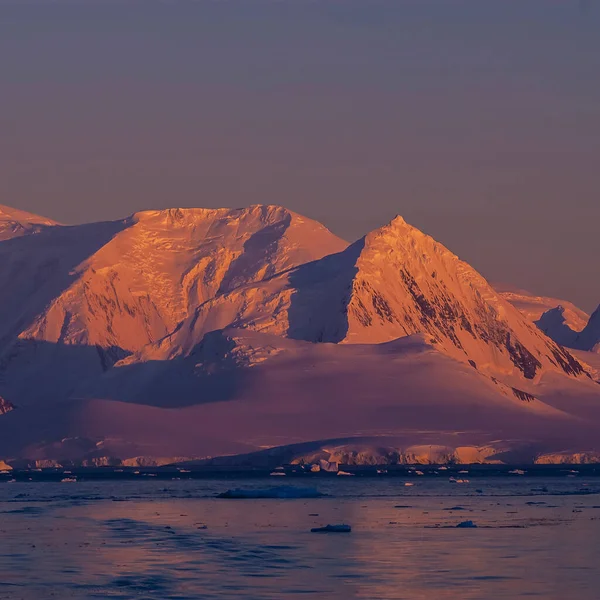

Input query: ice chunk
[319,460,339,473]
[311,524,352,533]
[218,485,325,499]
[456,520,477,528]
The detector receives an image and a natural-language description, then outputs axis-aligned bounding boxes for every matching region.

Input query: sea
[1,466,599,599]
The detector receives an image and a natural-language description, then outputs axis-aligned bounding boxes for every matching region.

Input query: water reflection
[0,481,598,599]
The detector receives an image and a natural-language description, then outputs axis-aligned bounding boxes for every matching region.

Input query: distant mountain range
[499,286,599,353]
[0,203,598,467]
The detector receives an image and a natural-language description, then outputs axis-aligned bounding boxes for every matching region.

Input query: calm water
[1,475,599,599]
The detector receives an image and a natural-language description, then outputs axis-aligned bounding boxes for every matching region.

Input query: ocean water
[1,473,599,599]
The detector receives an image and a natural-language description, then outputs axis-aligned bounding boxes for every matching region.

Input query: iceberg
[218,486,326,499]
[311,524,352,533]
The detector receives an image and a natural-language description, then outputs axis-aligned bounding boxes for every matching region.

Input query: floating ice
[319,460,339,473]
[311,524,352,533]
[218,486,325,499]
[456,520,477,528]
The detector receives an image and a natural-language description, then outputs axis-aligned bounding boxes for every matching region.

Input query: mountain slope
[3,329,599,464]
[0,204,58,241]
[138,216,588,388]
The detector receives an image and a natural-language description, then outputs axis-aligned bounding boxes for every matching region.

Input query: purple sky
[2,1,599,311]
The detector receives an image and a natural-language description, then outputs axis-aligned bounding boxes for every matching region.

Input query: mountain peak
[576,305,600,353]
[365,214,434,249]
[0,204,59,241]
[0,203,58,224]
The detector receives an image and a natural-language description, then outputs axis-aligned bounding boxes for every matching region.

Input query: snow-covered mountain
[574,306,600,353]
[132,215,587,386]
[518,301,600,355]
[0,206,346,405]
[496,284,595,349]
[498,285,589,332]
[4,328,600,466]
[0,203,598,465]
[0,204,58,241]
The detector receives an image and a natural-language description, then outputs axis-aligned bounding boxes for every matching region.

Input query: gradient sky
[2,0,599,311]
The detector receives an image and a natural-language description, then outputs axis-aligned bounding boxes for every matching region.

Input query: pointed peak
[379,214,424,236]
[390,214,407,226]
[363,214,432,251]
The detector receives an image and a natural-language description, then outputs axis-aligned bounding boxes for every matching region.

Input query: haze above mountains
[0,203,598,467]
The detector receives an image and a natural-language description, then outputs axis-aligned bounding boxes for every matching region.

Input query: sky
[1,0,599,311]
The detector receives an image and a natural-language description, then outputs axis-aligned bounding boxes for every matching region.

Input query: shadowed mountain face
[497,284,600,356]
[534,305,600,355]
[574,306,600,353]
[0,203,597,464]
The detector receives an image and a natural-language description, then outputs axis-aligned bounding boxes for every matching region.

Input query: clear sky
[2,0,599,311]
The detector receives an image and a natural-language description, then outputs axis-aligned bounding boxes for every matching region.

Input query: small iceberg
[456,520,478,528]
[311,524,352,533]
[218,485,325,499]
[270,472,286,476]
[319,460,339,473]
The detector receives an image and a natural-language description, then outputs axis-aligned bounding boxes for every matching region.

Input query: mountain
[574,306,600,353]
[497,285,589,332]
[0,205,346,406]
[0,204,58,241]
[497,285,599,352]
[132,215,587,386]
[0,204,598,466]
[524,302,600,354]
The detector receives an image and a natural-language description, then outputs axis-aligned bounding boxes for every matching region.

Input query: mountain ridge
[0,203,597,465]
